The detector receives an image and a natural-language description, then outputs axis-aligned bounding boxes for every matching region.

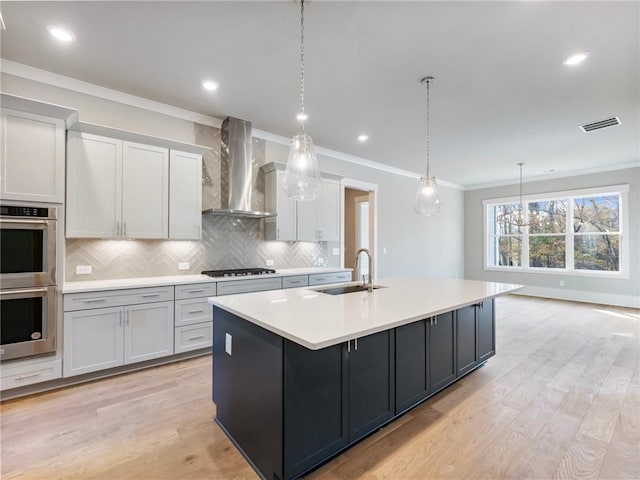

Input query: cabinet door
[296,196,318,241]
[123,301,174,364]
[348,330,395,442]
[265,170,296,241]
[169,150,202,240]
[122,141,169,239]
[395,320,428,414]
[284,340,348,479]
[63,307,124,377]
[317,180,340,241]
[66,132,122,238]
[428,311,456,393]
[456,305,478,376]
[477,299,495,362]
[1,109,65,203]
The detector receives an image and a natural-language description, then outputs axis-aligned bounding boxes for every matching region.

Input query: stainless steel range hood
[202,117,276,218]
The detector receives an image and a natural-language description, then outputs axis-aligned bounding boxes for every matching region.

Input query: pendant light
[283,0,321,201]
[414,76,442,216]
[496,162,532,231]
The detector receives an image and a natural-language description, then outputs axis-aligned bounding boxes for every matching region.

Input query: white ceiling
[1,1,638,187]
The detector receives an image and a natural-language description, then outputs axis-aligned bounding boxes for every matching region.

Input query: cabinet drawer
[308,272,352,286]
[1,358,62,391]
[175,282,216,300]
[64,286,174,311]
[175,323,213,353]
[175,298,212,327]
[282,275,309,289]
[216,277,283,296]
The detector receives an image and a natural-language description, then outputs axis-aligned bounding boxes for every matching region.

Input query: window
[484,185,628,276]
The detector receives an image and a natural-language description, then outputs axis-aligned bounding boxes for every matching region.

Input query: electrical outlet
[265,259,275,267]
[559,280,565,287]
[76,265,92,275]
[225,333,232,355]
[332,247,340,255]
[178,262,190,270]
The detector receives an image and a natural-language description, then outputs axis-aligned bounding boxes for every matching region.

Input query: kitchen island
[209,277,522,480]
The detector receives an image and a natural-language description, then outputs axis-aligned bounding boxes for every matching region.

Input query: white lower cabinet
[308,271,352,286]
[1,357,62,391]
[173,282,215,354]
[63,300,174,377]
[124,302,174,364]
[175,323,213,354]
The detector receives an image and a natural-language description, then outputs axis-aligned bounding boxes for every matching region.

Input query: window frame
[483,184,629,278]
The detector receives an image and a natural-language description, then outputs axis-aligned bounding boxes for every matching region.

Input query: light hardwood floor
[1,295,638,480]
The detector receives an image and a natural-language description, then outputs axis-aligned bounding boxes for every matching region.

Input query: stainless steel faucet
[354,248,373,292]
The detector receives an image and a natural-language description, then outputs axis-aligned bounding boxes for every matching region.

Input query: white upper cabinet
[66,132,122,238]
[265,169,297,241]
[66,127,205,240]
[295,179,340,242]
[296,195,317,242]
[121,141,169,239]
[263,163,341,242]
[317,180,340,241]
[0,109,66,203]
[169,150,202,240]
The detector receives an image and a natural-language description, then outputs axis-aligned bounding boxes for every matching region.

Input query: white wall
[464,167,640,307]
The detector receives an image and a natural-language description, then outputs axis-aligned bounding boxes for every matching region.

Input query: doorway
[342,179,378,282]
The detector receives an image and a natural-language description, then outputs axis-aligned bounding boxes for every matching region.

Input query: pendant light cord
[425,78,431,178]
[299,0,306,133]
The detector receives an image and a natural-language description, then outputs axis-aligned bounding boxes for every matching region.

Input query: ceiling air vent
[580,116,621,133]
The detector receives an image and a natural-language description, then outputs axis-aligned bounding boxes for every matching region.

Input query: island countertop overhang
[209,277,523,350]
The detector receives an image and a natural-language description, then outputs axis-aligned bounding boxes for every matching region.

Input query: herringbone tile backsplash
[65,216,330,281]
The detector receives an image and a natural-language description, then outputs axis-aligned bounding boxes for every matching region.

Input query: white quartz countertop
[62,267,351,293]
[209,277,523,350]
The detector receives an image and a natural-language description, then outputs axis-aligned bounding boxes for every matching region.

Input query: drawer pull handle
[188,309,205,314]
[84,298,107,303]
[188,335,205,340]
[15,372,43,380]
[141,294,160,298]
[188,289,205,293]
[289,280,302,284]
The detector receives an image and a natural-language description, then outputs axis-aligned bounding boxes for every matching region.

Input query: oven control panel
[0,206,56,219]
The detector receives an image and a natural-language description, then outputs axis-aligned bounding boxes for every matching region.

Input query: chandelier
[496,162,533,231]
[414,76,442,216]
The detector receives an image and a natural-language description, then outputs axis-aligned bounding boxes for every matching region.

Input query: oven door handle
[0,219,50,225]
[0,287,49,295]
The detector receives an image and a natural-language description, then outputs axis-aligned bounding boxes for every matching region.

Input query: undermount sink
[317,285,384,295]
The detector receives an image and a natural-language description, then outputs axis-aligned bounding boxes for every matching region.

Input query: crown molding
[252,128,465,190]
[465,161,640,191]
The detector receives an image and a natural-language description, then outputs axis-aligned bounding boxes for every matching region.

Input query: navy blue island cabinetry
[212,298,496,480]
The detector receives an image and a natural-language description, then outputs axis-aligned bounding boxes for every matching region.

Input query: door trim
[340,179,378,281]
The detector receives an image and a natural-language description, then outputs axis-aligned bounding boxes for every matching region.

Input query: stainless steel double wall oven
[0,203,58,361]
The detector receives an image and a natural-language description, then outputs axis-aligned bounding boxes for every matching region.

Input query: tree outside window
[574,195,619,271]
[485,189,624,275]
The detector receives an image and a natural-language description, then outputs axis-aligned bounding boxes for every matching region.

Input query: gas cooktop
[202,268,276,278]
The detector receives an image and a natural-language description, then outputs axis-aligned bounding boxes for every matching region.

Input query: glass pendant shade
[283,132,321,200]
[413,176,442,216]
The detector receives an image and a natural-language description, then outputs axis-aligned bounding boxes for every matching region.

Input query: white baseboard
[513,286,640,309]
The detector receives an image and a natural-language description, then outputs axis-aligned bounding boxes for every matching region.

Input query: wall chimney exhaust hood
[202,117,276,218]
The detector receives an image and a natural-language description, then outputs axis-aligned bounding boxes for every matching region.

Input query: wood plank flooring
[1,295,638,479]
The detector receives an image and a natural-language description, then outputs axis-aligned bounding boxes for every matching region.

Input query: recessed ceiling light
[47,26,76,42]
[357,134,369,142]
[202,80,219,91]
[563,52,589,66]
